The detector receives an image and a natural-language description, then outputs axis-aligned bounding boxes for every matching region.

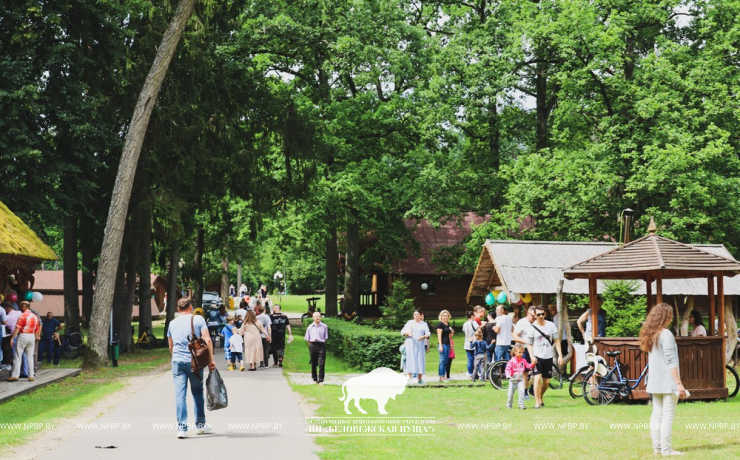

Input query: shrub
[602,280,646,337]
[377,277,416,330]
[323,318,404,372]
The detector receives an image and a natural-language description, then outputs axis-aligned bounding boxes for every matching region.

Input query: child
[235,314,244,329]
[471,329,487,381]
[446,329,455,380]
[505,344,535,409]
[222,316,236,370]
[229,329,245,371]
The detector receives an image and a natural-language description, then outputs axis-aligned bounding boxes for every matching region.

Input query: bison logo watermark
[338,367,408,415]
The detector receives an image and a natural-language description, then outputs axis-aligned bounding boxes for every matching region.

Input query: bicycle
[726,364,739,398]
[569,345,608,398]
[57,331,84,360]
[488,358,563,391]
[582,350,649,406]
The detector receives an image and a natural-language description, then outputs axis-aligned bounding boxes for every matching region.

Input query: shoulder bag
[188,315,211,378]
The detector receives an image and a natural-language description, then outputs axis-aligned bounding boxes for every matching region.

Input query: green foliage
[377,277,416,330]
[602,280,646,338]
[324,318,403,372]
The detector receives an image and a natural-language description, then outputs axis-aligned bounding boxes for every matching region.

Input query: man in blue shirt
[304,311,328,384]
[167,297,216,439]
[39,312,62,365]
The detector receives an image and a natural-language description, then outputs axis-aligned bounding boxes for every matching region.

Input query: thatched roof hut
[0,200,58,294]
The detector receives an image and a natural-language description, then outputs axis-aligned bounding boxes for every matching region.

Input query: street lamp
[178,258,186,297]
[274,271,284,302]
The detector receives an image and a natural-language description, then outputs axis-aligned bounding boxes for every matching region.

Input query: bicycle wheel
[569,366,589,398]
[583,370,619,406]
[67,332,83,348]
[726,365,739,398]
[549,364,564,390]
[488,360,509,390]
[62,344,80,360]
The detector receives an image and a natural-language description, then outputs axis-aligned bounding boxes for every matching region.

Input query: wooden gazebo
[564,218,740,399]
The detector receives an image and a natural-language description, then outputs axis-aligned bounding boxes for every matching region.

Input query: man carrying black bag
[168,297,216,439]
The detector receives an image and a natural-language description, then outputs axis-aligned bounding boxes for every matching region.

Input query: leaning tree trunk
[84,0,199,369]
[343,211,359,314]
[556,280,573,370]
[324,221,338,317]
[63,213,81,333]
[220,252,229,305]
[680,296,695,337]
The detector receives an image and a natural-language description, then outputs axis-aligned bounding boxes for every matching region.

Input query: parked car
[202,291,223,309]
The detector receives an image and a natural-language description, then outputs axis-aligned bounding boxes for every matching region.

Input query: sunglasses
[536,313,546,317]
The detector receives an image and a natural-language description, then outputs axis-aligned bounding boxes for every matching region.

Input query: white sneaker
[197,423,212,435]
[177,430,187,439]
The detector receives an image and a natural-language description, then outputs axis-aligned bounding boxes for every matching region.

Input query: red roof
[33,294,160,320]
[390,213,488,275]
[33,270,163,292]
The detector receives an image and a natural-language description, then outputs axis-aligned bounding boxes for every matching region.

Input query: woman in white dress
[401,309,430,384]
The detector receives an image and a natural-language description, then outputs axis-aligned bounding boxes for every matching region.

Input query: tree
[85,0,199,369]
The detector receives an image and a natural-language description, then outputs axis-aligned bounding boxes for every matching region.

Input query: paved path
[37,359,319,460]
[288,372,484,386]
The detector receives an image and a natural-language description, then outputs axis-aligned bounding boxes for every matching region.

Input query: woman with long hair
[639,303,686,456]
[436,310,452,382]
[689,310,706,337]
[239,310,267,371]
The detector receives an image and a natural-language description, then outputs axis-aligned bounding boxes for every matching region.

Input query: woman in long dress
[240,310,267,371]
[401,309,430,384]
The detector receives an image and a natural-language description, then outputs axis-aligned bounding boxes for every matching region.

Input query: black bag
[206,368,228,411]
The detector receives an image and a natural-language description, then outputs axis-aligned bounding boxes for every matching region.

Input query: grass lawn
[0,347,171,450]
[283,327,740,459]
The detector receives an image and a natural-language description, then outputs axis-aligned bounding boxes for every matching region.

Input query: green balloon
[24,291,34,301]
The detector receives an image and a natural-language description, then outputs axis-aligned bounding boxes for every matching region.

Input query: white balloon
[32,291,43,302]
[509,292,521,304]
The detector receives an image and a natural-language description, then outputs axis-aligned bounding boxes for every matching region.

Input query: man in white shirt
[527,305,562,409]
[493,305,513,361]
[513,305,536,392]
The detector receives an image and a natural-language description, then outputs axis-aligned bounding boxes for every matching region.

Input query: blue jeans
[466,349,475,375]
[486,343,496,363]
[495,345,511,362]
[438,344,450,377]
[172,362,206,431]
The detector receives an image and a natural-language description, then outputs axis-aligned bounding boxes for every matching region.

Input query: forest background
[3,0,740,357]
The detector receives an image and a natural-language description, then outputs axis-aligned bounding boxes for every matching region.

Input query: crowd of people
[3,299,63,382]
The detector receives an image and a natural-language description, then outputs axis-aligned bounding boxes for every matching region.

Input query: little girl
[471,329,487,381]
[505,344,535,409]
[446,330,456,379]
[223,317,236,370]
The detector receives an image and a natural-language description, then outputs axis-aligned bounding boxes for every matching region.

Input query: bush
[322,318,404,372]
[377,277,416,330]
[602,280,646,337]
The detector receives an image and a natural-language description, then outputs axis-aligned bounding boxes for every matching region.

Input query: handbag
[188,315,211,378]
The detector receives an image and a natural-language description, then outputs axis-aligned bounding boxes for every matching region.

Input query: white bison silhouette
[338,367,408,415]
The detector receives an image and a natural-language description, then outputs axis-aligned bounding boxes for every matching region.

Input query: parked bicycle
[582,350,649,406]
[56,330,84,360]
[726,364,739,398]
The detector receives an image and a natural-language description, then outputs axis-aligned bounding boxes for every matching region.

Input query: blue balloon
[485,292,495,306]
[496,291,507,303]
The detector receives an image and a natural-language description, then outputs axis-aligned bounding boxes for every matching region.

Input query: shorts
[534,357,553,379]
[230,352,243,362]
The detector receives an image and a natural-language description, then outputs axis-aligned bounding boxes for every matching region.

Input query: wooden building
[363,213,487,317]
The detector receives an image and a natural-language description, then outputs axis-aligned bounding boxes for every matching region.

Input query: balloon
[496,291,507,303]
[485,292,495,306]
[0,294,3,302]
[509,292,521,304]
[522,293,533,303]
[32,292,43,302]
[492,290,501,299]
[23,291,33,301]
[7,293,18,303]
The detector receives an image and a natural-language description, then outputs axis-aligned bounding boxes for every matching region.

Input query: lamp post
[274,271,284,302]
[178,258,186,298]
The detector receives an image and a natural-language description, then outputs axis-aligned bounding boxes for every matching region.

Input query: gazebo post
[646,274,653,311]
[589,275,598,336]
[708,275,716,336]
[656,273,663,305]
[717,273,725,339]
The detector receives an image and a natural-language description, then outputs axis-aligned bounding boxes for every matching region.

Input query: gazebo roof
[0,200,58,262]
[563,227,740,280]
